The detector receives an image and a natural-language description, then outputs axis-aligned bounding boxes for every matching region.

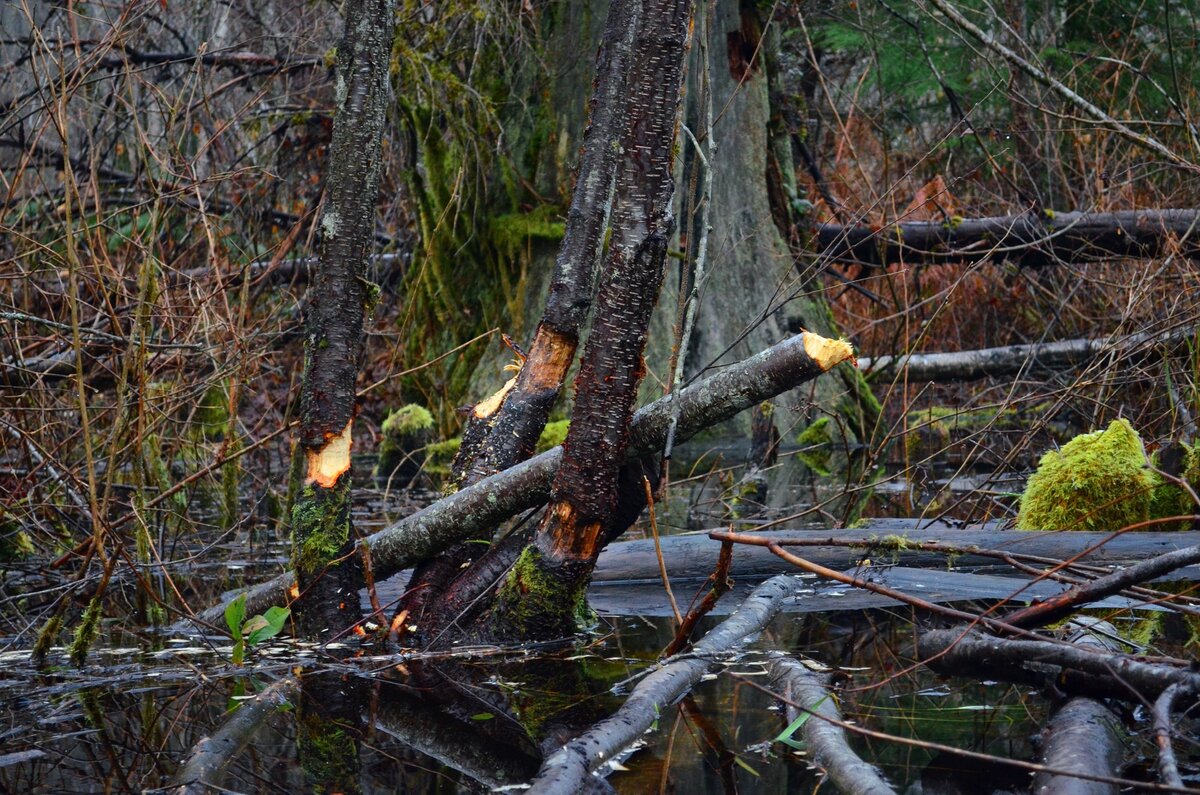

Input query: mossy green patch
[493,546,589,638]
[488,206,565,259]
[69,597,103,666]
[0,521,34,561]
[381,403,434,437]
[424,436,462,477]
[298,713,358,793]
[535,419,570,453]
[1017,419,1154,532]
[796,416,833,475]
[290,480,352,577]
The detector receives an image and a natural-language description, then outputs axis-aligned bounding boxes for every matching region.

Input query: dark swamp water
[2,440,1197,793]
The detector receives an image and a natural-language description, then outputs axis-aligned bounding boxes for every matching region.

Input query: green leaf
[225,594,246,641]
[774,696,830,751]
[245,606,290,646]
[733,757,761,777]
[470,712,494,721]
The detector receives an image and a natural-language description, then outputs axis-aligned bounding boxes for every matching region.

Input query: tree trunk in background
[487,0,692,641]
[290,0,392,637]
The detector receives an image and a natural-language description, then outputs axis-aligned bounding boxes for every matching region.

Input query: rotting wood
[287,0,393,637]
[858,327,1196,383]
[525,574,802,795]
[172,677,296,795]
[816,209,1200,268]
[919,629,1200,705]
[1031,619,1126,795]
[768,657,897,795]
[186,512,1192,632]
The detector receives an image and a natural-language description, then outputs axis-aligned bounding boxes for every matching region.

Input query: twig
[643,475,681,627]
[1152,682,1190,790]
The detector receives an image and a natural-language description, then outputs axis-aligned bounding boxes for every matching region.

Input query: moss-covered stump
[373,403,434,485]
[489,547,591,641]
[1017,419,1157,532]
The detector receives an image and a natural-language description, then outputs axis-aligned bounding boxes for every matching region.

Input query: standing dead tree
[289,0,393,636]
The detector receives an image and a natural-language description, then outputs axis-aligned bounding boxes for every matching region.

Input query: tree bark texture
[768,658,897,795]
[289,0,392,637]
[185,330,853,630]
[526,574,802,795]
[816,209,1200,268]
[488,0,692,640]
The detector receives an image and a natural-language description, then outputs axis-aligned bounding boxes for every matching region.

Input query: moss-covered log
[289,0,392,637]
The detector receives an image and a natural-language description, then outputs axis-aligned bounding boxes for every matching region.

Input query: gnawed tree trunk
[186,330,855,630]
[816,209,1200,268]
[397,0,641,636]
[486,0,692,641]
[289,0,392,637]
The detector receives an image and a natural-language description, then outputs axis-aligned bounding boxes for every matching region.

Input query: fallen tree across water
[526,574,801,794]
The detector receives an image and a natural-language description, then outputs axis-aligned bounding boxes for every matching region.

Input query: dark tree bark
[816,209,1200,268]
[398,0,642,636]
[289,0,392,637]
[487,0,693,641]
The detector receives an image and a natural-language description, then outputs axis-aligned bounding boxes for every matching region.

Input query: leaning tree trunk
[289,0,392,637]
[396,0,642,637]
[487,0,693,641]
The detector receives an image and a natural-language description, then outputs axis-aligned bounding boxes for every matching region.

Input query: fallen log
[858,326,1196,383]
[596,525,1200,583]
[919,629,1200,705]
[1032,619,1126,795]
[815,209,1200,268]
[526,574,802,794]
[769,657,897,795]
[172,677,296,794]
[185,330,852,629]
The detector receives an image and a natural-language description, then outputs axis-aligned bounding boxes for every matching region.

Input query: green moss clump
[488,206,565,260]
[424,436,462,476]
[1017,419,1155,532]
[0,521,34,561]
[31,613,63,663]
[69,597,104,666]
[291,481,352,577]
[1148,442,1200,530]
[492,547,588,639]
[796,416,833,476]
[376,404,436,483]
[535,419,570,453]
[194,382,230,440]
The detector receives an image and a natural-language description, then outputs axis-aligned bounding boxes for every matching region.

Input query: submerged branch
[172,677,297,795]
[768,657,897,795]
[526,575,802,794]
